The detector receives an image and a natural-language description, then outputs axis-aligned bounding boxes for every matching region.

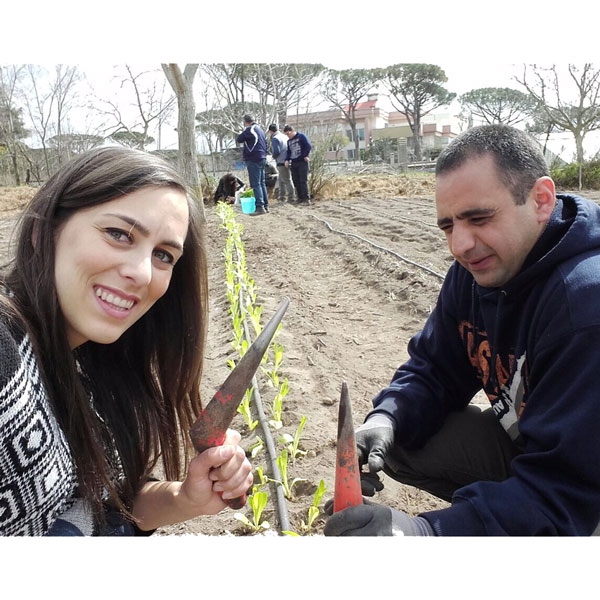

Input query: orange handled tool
[189,297,290,509]
[333,381,363,512]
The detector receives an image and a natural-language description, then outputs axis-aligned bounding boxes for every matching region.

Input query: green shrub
[551,160,600,190]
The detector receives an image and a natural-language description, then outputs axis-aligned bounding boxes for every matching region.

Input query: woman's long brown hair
[0,147,208,525]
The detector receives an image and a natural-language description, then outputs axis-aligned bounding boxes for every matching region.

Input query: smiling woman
[0,146,253,536]
[54,185,189,348]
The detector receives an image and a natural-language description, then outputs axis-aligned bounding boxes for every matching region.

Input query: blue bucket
[241,196,256,214]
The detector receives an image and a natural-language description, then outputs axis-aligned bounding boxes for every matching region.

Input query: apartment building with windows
[285,93,462,162]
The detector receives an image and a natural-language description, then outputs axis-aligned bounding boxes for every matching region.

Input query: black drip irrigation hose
[337,200,439,230]
[237,290,291,534]
[309,213,446,281]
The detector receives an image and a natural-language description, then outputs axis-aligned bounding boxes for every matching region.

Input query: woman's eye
[106,228,132,242]
[154,249,175,265]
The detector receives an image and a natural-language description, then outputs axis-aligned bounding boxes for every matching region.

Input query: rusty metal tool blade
[189,296,289,509]
[333,381,363,512]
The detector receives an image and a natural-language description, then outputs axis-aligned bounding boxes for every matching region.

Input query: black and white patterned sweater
[0,319,84,535]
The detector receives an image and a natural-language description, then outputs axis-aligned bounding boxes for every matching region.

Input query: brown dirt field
[2,177,598,540]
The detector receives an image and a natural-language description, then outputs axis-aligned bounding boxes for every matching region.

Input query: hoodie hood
[481,194,600,300]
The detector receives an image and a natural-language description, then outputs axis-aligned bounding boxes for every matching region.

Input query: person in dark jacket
[324,124,600,536]
[283,125,311,204]
[213,173,245,204]
[235,114,269,215]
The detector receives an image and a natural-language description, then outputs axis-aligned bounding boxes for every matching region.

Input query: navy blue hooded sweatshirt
[370,194,600,535]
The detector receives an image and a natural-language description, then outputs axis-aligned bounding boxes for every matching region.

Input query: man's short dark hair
[436,124,549,205]
[283,125,293,132]
[243,114,254,124]
[268,123,277,132]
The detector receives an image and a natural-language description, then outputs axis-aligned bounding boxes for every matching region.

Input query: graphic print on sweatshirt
[459,319,528,441]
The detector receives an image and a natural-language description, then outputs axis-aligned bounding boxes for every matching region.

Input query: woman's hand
[132,429,253,531]
[179,429,254,515]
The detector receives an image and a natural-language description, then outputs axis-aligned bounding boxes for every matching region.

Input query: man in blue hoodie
[283,125,312,204]
[325,124,600,536]
[236,114,269,215]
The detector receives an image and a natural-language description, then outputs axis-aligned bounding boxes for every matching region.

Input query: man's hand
[355,414,395,474]
[323,500,434,536]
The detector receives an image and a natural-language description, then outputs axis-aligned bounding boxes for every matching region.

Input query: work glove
[323,499,434,537]
[355,414,395,495]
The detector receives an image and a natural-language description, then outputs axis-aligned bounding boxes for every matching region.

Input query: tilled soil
[3,183,598,538]
[163,193,457,536]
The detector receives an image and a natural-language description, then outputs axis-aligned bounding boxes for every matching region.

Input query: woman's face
[54,185,189,348]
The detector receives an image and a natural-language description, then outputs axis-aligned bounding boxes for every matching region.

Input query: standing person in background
[0,146,253,535]
[283,125,312,205]
[268,123,295,203]
[236,114,269,216]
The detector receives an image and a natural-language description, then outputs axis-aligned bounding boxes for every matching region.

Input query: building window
[345,128,365,142]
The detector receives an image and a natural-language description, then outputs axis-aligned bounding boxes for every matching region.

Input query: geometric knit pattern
[0,322,79,535]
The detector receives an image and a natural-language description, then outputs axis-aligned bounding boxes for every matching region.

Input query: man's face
[435,154,553,288]
[284,130,294,139]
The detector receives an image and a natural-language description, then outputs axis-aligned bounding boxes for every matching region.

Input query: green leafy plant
[269,377,289,430]
[248,437,265,459]
[234,488,270,533]
[237,387,258,432]
[240,188,255,198]
[217,200,313,535]
[254,465,268,488]
[300,479,327,533]
[279,415,307,462]
[276,449,305,500]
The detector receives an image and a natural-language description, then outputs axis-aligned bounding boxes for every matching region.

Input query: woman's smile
[54,185,189,348]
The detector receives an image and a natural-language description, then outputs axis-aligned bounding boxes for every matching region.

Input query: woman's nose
[120,252,153,286]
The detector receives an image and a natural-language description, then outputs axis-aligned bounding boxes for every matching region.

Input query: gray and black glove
[355,414,395,496]
[323,499,434,537]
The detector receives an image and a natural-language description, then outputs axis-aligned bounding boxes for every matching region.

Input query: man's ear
[532,176,556,224]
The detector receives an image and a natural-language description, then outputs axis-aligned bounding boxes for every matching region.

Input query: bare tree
[0,65,28,185]
[322,68,383,160]
[161,64,204,221]
[242,63,325,126]
[383,64,456,161]
[199,64,250,135]
[515,63,600,189]
[53,65,80,164]
[22,64,81,173]
[97,65,175,150]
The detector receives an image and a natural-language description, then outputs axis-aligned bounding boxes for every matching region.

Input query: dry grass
[0,186,36,212]
[318,172,436,201]
[0,172,437,213]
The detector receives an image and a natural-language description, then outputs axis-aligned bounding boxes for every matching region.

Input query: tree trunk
[10,151,20,186]
[413,114,422,161]
[161,64,205,223]
[575,134,585,191]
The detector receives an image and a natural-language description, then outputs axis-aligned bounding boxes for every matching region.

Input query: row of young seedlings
[216,202,326,535]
